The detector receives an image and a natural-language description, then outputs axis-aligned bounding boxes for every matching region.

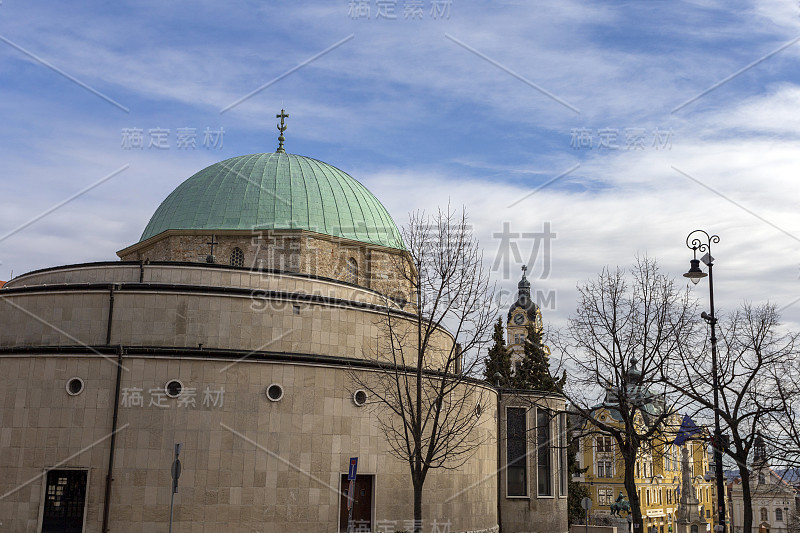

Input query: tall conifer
[483,316,512,386]
[513,322,563,391]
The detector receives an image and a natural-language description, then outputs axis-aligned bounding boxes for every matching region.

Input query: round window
[66,377,84,396]
[266,383,284,402]
[353,390,367,406]
[165,380,183,398]
[475,403,483,418]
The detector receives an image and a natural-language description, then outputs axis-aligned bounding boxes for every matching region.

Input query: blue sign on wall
[348,457,358,481]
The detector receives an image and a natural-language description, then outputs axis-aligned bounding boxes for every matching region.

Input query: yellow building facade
[574,409,716,533]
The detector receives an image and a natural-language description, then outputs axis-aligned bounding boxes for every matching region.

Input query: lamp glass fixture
[683,258,707,285]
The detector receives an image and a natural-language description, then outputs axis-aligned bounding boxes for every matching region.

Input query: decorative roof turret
[507,265,539,321]
[753,433,767,465]
[518,265,531,297]
[626,357,643,385]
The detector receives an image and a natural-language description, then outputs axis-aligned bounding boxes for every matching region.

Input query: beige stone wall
[0,263,494,532]
[498,393,570,533]
[0,354,498,533]
[0,264,445,366]
[116,230,414,304]
[7,263,396,307]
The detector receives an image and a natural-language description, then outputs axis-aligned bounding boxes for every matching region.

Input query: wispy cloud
[1,0,799,338]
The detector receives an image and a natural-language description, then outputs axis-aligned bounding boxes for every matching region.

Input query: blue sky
[1,0,800,330]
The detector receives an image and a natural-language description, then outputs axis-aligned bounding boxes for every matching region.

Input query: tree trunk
[623,447,643,533]
[739,462,753,533]
[413,480,423,533]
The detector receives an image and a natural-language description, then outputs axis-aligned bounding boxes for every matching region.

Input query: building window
[507,407,527,497]
[165,380,183,398]
[758,473,766,485]
[776,508,783,522]
[66,377,84,396]
[346,257,358,284]
[597,460,613,478]
[598,487,613,506]
[353,390,368,406]
[230,247,244,267]
[597,436,613,453]
[266,383,284,402]
[761,508,769,522]
[537,408,552,496]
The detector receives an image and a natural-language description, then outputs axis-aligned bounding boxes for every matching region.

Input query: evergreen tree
[513,322,564,391]
[567,427,590,524]
[483,316,512,386]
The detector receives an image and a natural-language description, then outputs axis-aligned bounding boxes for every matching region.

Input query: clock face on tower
[513,313,525,325]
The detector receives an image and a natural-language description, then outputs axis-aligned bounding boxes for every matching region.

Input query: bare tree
[555,257,698,532]
[765,320,800,477]
[349,207,497,533]
[663,302,799,533]
[771,376,800,471]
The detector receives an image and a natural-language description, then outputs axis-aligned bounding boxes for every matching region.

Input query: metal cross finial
[521,265,528,275]
[276,109,289,153]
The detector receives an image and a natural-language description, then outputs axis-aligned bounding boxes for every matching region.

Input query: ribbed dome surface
[140,153,404,249]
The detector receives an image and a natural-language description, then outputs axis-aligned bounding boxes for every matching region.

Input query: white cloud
[2,0,800,338]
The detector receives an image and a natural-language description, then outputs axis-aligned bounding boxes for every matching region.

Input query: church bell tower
[506,266,546,368]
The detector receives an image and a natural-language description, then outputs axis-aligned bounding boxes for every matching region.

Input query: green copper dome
[140,153,405,249]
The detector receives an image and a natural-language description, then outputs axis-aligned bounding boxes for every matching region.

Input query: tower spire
[517,264,531,301]
[276,109,289,153]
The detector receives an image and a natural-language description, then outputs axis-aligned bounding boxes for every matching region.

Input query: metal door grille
[41,469,87,533]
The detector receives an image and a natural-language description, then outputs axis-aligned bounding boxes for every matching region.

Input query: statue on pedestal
[676,447,707,533]
[610,492,631,516]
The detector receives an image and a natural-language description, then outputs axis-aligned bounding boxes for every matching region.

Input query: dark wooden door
[41,470,87,533]
[339,474,373,531]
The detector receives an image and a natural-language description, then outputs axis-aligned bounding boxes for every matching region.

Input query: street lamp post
[683,229,726,533]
